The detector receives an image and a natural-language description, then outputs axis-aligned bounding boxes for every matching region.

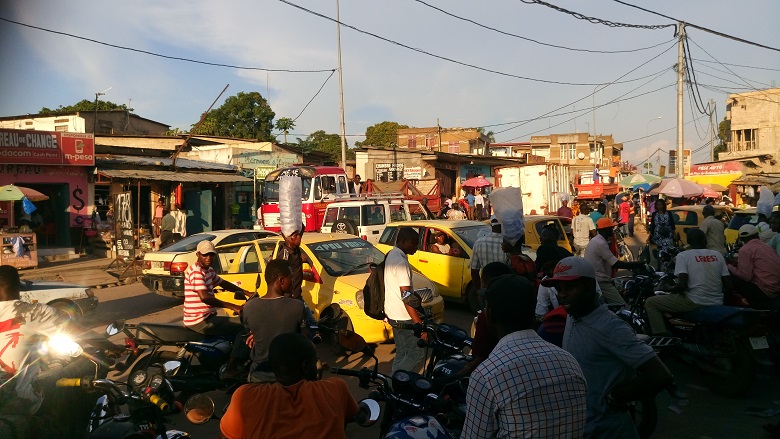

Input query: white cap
[197,240,217,255]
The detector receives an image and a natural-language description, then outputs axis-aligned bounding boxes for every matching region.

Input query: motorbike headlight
[46,334,83,358]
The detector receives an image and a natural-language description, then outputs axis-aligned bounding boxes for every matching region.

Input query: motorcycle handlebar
[148,394,170,412]
[330,367,364,378]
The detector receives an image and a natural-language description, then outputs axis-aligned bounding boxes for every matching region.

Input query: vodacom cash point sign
[0,129,95,166]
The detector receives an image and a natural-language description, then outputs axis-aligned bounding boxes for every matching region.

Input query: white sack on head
[757,185,774,217]
[489,187,525,246]
[558,192,571,202]
[279,175,303,236]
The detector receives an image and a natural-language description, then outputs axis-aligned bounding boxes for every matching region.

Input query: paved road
[80,277,780,439]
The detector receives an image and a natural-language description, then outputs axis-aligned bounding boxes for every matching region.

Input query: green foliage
[297,130,354,162]
[354,121,409,148]
[714,117,730,160]
[274,117,296,144]
[476,127,496,143]
[39,99,133,115]
[191,92,275,140]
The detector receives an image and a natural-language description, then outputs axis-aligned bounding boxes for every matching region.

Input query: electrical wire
[279,0,671,87]
[0,16,336,73]
[609,0,780,52]
[692,58,780,73]
[686,82,709,140]
[519,0,674,29]
[694,63,773,88]
[683,37,712,116]
[292,70,335,122]
[411,0,674,54]
[695,71,771,90]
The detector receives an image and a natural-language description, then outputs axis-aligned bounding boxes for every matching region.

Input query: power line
[519,0,674,30]
[292,70,335,122]
[279,0,672,87]
[412,0,673,54]
[692,58,780,73]
[694,63,773,88]
[609,0,780,52]
[0,16,335,73]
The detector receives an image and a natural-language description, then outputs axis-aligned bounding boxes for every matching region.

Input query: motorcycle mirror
[184,394,215,425]
[337,330,368,354]
[354,399,381,427]
[106,320,125,336]
[163,360,182,375]
[47,334,83,358]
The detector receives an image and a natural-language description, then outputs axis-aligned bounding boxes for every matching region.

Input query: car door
[412,227,466,300]
[215,242,264,295]
[270,241,321,318]
[360,204,386,244]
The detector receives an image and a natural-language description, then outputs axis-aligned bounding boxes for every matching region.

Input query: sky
[1,0,778,169]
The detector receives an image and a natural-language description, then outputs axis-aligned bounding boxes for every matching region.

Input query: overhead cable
[279,0,670,86]
[609,0,780,52]
[0,16,335,73]
[692,58,780,73]
[687,37,777,99]
[292,70,336,122]
[519,0,674,30]
[412,0,673,54]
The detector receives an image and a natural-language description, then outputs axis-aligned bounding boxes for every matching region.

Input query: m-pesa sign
[0,129,95,166]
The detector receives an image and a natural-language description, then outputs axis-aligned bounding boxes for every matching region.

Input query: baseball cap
[541,256,597,287]
[738,224,758,238]
[702,204,715,216]
[596,217,618,229]
[197,240,217,255]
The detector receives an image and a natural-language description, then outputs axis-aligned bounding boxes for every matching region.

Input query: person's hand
[420,332,429,343]
[246,332,255,348]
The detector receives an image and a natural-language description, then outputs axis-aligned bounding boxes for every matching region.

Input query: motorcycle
[615,267,770,397]
[332,330,455,439]
[107,319,245,397]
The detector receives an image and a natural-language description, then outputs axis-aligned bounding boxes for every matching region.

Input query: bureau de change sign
[0,129,95,166]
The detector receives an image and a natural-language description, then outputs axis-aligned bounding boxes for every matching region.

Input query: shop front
[0,129,94,248]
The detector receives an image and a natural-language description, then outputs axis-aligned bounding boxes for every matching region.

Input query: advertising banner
[0,129,95,166]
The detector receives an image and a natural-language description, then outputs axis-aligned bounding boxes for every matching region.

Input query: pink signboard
[0,129,95,166]
[688,161,742,176]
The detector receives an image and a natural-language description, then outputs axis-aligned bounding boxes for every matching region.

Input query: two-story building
[396,127,491,155]
[718,88,780,174]
[529,133,623,183]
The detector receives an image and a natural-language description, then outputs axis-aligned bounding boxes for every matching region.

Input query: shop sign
[375,163,404,178]
[113,191,135,260]
[460,164,490,180]
[404,167,422,180]
[688,161,741,176]
[255,166,277,180]
[0,129,95,166]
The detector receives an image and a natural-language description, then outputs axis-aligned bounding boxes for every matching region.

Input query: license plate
[749,336,769,350]
[152,261,164,269]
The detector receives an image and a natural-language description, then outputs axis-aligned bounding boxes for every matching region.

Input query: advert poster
[0,129,95,166]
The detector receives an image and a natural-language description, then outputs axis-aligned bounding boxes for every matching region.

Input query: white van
[320,198,429,244]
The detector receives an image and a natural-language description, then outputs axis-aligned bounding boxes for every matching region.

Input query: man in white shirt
[170,202,188,243]
[474,191,485,221]
[645,229,731,335]
[699,205,726,255]
[384,227,427,373]
[572,205,596,256]
[584,218,645,306]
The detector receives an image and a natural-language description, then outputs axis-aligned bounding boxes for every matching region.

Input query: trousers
[598,281,626,307]
[389,319,424,373]
[644,293,703,335]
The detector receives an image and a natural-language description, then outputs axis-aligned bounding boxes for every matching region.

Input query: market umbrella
[704,183,728,192]
[648,179,670,195]
[658,178,703,198]
[462,176,492,188]
[0,185,49,202]
[697,184,721,199]
[619,173,662,188]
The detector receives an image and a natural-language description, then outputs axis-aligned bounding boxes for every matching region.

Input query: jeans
[389,319,424,373]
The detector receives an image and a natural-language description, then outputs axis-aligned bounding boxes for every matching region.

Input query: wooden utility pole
[676,23,686,176]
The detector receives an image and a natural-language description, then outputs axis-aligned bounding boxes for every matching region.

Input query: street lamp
[645,116,663,173]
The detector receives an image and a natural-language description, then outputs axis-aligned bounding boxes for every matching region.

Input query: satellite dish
[577,152,586,160]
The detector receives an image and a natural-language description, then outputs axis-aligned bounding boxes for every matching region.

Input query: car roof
[733,207,757,214]
[385,220,487,228]
[224,233,374,247]
[324,198,407,207]
[668,205,731,212]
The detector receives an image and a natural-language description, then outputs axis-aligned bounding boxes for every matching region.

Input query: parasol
[619,174,662,188]
[704,183,728,192]
[462,176,492,188]
[657,178,703,198]
[698,184,721,199]
[0,185,49,202]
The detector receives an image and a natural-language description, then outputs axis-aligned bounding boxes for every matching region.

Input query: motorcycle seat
[137,323,204,342]
[677,306,752,327]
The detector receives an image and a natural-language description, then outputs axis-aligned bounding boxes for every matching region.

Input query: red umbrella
[462,176,492,188]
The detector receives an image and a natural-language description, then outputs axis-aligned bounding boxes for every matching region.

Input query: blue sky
[1,0,778,168]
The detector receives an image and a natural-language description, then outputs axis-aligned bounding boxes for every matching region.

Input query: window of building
[732,128,758,151]
[447,141,460,154]
[425,135,436,150]
[559,143,575,161]
[408,136,417,149]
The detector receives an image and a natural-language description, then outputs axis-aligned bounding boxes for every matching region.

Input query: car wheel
[49,301,82,320]
[331,219,359,236]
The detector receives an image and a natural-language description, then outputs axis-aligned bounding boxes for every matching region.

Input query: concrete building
[719,88,780,173]
[0,110,170,136]
[396,127,491,155]
[529,132,622,182]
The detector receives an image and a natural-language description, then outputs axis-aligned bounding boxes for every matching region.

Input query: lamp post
[645,116,663,174]
[93,92,105,134]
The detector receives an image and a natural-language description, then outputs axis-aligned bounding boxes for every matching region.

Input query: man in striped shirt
[469,218,508,296]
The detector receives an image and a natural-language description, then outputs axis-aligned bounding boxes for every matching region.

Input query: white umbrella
[658,178,703,198]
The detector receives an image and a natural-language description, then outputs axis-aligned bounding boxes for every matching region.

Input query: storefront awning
[98,169,251,183]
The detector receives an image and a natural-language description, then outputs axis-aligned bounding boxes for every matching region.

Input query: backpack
[362,255,388,320]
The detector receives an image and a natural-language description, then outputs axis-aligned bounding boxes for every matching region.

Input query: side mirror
[338,330,369,354]
[106,320,125,336]
[163,360,182,376]
[184,394,215,425]
[354,399,381,427]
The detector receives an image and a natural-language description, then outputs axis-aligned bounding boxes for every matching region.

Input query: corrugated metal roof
[98,169,250,183]
[97,155,238,171]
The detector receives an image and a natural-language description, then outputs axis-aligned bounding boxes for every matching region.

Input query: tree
[274,117,296,144]
[714,117,730,160]
[39,99,133,115]
[476,127,496,143]
[297,130,355,162]
[354,121,409,148]
[191,92,275,140]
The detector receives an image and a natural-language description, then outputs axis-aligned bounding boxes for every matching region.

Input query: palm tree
[274,118,296,144]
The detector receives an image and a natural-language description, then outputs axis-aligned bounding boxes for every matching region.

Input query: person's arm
[613,259,645,270]
[722,275,733,293]
[430,244,442,254]
[665,273,688,293]
[729,247,754,281]
[609,356,674,405]
[461,369,497,439]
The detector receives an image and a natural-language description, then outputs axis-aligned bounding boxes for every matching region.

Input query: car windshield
[308,238,385,277]
[263,177,312,202]
[452,225,490,249]
[728,212,759,230]
[162,234,216,252]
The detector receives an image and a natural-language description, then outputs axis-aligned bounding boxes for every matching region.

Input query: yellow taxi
[668,205,733,246]
[213,233,444,344]
[375,217,570,312]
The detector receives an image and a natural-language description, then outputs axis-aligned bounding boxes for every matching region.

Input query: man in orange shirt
[220,333,359,439]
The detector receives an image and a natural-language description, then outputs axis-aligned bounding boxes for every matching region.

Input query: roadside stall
[0,185,49,269]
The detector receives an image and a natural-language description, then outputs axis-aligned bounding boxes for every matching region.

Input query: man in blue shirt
[465,191,476,220]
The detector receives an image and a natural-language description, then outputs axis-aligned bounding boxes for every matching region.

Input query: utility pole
[336,0,347,169]
[676,22,686,177]
[709,98,716,162]
[437,118,442,152]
